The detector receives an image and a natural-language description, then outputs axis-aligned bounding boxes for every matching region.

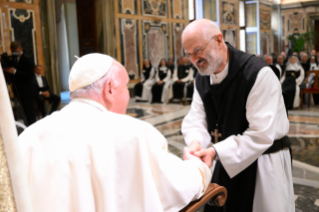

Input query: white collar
[210,62,229,85]
[71,98,108,113]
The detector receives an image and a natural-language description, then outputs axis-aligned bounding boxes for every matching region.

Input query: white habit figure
[172,56,193,100]
[281,56,305,109]
[151,59,172,104]
[134,58,156,102]
[19,54,212,212]
[181,19,294,212]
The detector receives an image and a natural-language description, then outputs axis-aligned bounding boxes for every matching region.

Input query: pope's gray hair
[70,63,120,99]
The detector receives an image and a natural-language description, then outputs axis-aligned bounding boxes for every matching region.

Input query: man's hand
[189,140,201,153]
[4,68,15,74]
[157,81,164,85]
[41,91,50,98]
[194,147,216,167]
[183,147,200,160]
[177,80,182,83]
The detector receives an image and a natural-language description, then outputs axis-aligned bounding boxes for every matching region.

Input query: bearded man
[181,19,294,212]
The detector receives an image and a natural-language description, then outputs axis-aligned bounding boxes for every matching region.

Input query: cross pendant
[211,129,222,144]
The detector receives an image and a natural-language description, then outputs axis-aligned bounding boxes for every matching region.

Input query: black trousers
[35,93,61,117]
[20,97,36,126]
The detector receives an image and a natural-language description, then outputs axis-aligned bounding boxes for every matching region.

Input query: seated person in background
[264,55,281,79]
[281,56,305,109]
[277,55,286,78]
[317,52,319,63]
[19,53,211,212]
[167,58,175,77]
[134,58,156,102]
[171,56,193,101]
[151,59,172,104]
[301,53,310,75]
[34,65,61,117]
[310,56,319,70]
[3,41,37,126]
[185,66,198,102]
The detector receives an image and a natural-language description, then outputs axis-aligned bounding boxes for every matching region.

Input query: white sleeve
[141,69,145,82]
[213,67,289,178]
[148,67,156,80]
[296,68,304,85]
[276,64,282,77]
[173,68,178,81]
[163,70,171,82]
[145,123,211,211]
[280,69,286,84]
[181,68,193,82]
[182,81,212,149]
[155,68,160,82]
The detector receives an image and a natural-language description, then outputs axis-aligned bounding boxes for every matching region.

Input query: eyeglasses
[185,35,216,59]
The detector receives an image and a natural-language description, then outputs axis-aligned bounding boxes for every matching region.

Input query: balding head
[70,59,129,114]
[264,55,273,65]
[182,19,228,75]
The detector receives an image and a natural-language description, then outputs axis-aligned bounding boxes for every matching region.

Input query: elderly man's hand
[4,68,15,74]
[194,147,216,167]
[189,140,201,153]
[183,147,200,161]
[184,140,201,160]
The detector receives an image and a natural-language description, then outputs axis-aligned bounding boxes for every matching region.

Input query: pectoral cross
[211,128,222,144]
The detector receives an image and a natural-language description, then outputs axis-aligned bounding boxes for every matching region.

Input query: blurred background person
[171,56,193,102]
[281,56,305,109]
[134,58,156,102]
[151,59,172,104]
[3,41,36,126]
[34,65,61,118]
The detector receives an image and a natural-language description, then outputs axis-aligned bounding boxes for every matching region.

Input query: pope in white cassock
[18,53,212,212]
[181,19,294,212]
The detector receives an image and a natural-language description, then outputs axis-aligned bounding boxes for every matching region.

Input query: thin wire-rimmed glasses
[185,35,217,59]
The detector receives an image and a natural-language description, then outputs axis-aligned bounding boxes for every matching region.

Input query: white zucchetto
[69,53,114,92]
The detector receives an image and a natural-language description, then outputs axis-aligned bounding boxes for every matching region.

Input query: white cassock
[19,99,211,212]
[182,65,295,212]
[275,63,282,77]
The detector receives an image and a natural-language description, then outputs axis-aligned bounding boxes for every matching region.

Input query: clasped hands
[183,140,216,167]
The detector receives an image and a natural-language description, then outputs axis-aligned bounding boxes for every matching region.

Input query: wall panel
[115,0,188,79]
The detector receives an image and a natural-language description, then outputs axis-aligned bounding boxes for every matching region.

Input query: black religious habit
[195,43,291,212]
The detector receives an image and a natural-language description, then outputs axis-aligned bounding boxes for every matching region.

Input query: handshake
[183,140,217,167]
